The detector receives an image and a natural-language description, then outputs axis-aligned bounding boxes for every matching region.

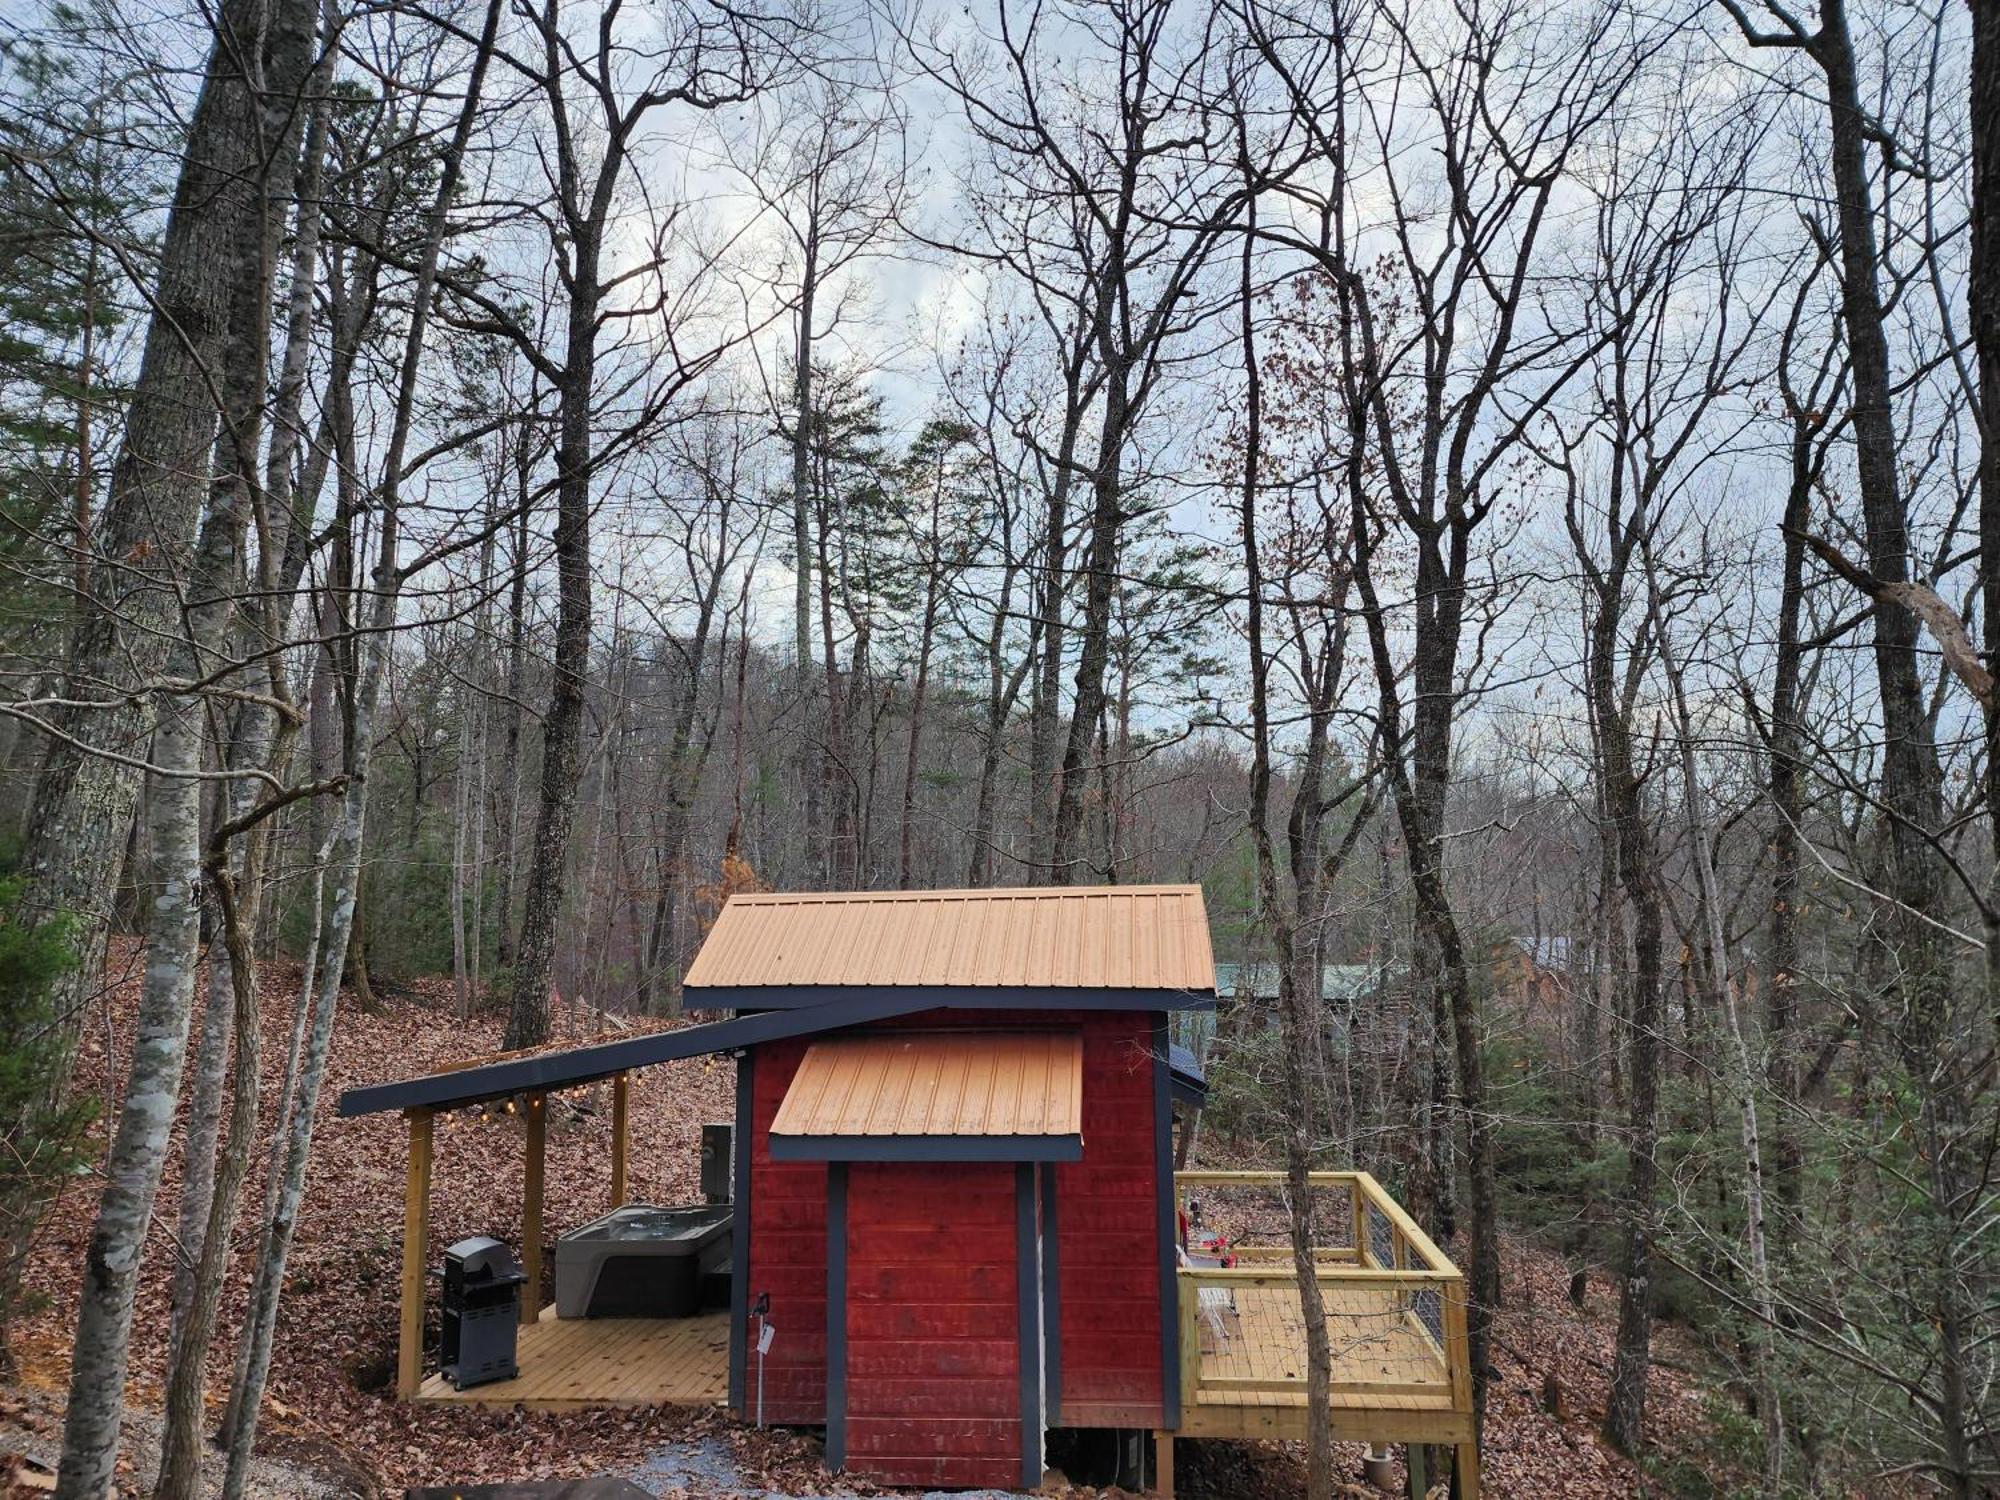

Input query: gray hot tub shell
[553,1203,732,1319]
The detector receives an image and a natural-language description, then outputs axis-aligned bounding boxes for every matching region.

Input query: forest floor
[4,946,1737,1499]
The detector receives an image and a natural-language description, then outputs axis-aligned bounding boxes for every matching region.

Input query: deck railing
[1172,1170,1473,1418]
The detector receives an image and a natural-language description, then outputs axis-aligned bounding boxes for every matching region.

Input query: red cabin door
[831,1161,1047,1490]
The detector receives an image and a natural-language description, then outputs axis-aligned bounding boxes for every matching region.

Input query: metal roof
[772,1031,1084,1141]
[683,885,1216,994]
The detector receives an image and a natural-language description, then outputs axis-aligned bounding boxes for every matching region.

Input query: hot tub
[553,1203,733,1319]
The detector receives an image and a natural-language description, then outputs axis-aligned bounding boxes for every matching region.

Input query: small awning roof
[769,1031,1084,1162]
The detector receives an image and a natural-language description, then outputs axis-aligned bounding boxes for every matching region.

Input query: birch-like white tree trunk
[52,686,204,1500]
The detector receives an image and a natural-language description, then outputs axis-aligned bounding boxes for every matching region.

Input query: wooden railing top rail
[1173,1170,1361,1187]
[1175,1265,1459,1290]
[1351,1170,1458,1277]
[1172,1168,1462,1279]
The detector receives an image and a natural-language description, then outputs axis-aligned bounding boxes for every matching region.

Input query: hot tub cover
[768,1031,1083,1162]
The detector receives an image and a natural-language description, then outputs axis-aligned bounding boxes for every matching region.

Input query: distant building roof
[1514,934,1574,971]
[685,885,1217,994]
[1213,960,1397,1002]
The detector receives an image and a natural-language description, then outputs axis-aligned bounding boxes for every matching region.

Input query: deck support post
[1452,1440,1481,1500]
[1405,1442,1427,1498]
[523,1091,546,1323]
[398,1109,434,1398]
[1152,1431,1174,1497]
[610,1072,630,1207]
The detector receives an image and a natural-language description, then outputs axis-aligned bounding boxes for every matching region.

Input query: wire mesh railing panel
[1411,1286,1444,1346]
[1366,1200,1394,1267]
[1181,1178,1356,1251]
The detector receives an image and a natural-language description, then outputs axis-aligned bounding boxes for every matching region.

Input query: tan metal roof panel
[769,1031,1084,1140]
[682,884,1216,992]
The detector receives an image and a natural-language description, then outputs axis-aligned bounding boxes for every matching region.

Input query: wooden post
[1152,1431,1174,1498]
[398,1109,433,1398]
[1405,1443,1427,1499]
[1453,1439,1482,1500]
[1442,1277,1473,1415]
[1177,1272,1201,1408]
[522,1091,546,1324]
[610,1072,629,1208]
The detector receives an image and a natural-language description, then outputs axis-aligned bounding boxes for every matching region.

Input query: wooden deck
[1163,1171,1480,1495]
[1177,1284,1467,1443]
[413,1306,728,1411]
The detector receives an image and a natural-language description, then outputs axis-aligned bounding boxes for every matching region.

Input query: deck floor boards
[413,1306,729,1411]
[1177,1284,1466,1443]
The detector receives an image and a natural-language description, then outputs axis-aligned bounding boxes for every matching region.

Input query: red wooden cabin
[340,884,1214,1492]
[697,887,1215,1490]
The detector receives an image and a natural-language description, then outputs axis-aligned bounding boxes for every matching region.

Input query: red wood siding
[744,1037,828,1423]
[1052,1013,1164,1426]
[742,1007,1166,1434]
[843,1161,1023,1489]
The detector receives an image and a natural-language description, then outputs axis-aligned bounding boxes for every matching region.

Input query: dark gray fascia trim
[1016,1162,1043,1489]
[728,1050,752,1415]
[339,986,1216,1118]
[826,1162,848,1470]
[1039,1161,1061,1423]
[1153,1013,1181,1429]
[689,984,1218,1014]
[336,989,937,1117]
[768,1133,1084,1164]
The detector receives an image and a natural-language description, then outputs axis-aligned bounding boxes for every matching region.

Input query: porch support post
[1152,1431,1174,1497]
[398,1108,433,1398]
[611,1072,630,1207]
[522,1091,546,1323]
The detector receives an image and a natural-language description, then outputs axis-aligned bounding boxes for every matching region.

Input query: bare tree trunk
[1652,563,1783,1488]
[790,246,825,879]
[53,684,205,1500]
[218,9,501,1484]
[494,444,532,970]
[506,287,600,1048]
[1050,366,1128,884]
[1234,241,1337,1499]
[12,0,301,1088]
[897,469,944,889]
[1968,0,2000,1053]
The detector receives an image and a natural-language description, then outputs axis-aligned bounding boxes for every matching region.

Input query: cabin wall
[842,1161,1024,1488]
[1050,1012,1165,1427]
[741,1006,1169,1435]
[743,1036,829,1423]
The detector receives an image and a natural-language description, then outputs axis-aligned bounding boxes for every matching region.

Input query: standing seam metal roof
[682,885,1216,992]
[769,1032,1084,1139]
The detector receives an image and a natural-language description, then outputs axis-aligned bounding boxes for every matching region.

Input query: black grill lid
[443,1235,526,1283]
